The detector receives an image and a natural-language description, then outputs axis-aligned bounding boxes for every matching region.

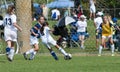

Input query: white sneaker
[98,54,101,56]
[111,54,115,56]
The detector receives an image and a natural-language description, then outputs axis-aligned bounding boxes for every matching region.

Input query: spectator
[76,15,87,49]
[89,0,96,20]
[42,4,48,20]
[64,8,69,17]
[51,8,60,20]
[34,5,43,20]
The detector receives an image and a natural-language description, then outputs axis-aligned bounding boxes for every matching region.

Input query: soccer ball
[64,53,72,60]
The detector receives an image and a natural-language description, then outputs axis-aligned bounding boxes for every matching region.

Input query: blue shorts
[78,32,86,36]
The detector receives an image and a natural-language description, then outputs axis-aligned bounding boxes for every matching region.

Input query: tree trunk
[15,0,32,53]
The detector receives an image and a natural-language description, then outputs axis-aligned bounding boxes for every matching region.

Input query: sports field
[0,54,120,72]
[0,20,120,72]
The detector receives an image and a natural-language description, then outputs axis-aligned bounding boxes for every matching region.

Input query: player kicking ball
[40,22,72,60]
[23,24,41,60]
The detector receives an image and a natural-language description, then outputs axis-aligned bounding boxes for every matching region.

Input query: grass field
[0,20,120,72]
[0,54,120,72]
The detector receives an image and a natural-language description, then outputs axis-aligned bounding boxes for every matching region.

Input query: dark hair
[7,5,15,14]
[40,22,49,35]
[0,15,3,20]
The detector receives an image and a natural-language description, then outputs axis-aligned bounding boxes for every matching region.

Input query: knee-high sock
[50,51,58,60]
[9,48,15,60]
[111,44,115,54]
[26,49,34,55]
[59,47,68,56]
[99,45,103,55]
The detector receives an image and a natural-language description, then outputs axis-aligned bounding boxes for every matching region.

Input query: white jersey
[4,14,17,31]
[76,20,87,32]
[94,17,103,29]
[4,14,18,41]
[89,0,95,7]
[41,26,56,46]
[51,9,60,20]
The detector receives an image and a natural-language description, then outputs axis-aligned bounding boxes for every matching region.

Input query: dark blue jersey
[30,23,41,38]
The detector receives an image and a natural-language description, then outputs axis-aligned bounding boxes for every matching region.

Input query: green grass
[0,54,120,72]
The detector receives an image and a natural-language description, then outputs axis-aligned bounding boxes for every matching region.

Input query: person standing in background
[89,0,96,20]
[51,8,60,20]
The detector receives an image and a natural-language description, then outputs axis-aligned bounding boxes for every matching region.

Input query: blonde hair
[7,5,15,14]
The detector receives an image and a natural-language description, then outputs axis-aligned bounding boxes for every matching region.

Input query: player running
[4,5,22,61]
[23,24,41,60]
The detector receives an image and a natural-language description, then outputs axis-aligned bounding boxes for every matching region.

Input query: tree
[15,0,32,53]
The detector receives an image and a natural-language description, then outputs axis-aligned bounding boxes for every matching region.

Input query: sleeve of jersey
[12,15,17,23]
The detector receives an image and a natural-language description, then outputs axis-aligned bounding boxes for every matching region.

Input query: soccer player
[89,0,96,20]
[4,5,22,61]
[98,15,115,56]
[23,24,41,60]
[94,12,103,49]
[40,22,71,60]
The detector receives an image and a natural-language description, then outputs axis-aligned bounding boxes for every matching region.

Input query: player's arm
[30,28,38,37]
[13,22,22,31]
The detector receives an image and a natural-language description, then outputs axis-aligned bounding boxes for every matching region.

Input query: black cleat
[23,53,28,60]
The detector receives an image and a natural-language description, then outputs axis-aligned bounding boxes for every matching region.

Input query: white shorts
[102,35,112,39]
[41,37,57,48]
[30,36,39,45]
[90,5,96,13]
[4,29,17,42]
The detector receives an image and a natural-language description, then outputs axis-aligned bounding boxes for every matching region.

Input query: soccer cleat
[29,52,35,60]
[7,57,12,62]
[64,54,72,60]
[6,54,12,62]
[23,53,28,60]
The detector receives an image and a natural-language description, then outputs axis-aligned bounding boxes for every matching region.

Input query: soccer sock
[9,48,15,60]
[29,51,36,60]
[26,49,34,55]
[59,47,68,56]
[6,47,11,54]
[99,45,103,55]
[111,44,115,54]
[50,51,58,60]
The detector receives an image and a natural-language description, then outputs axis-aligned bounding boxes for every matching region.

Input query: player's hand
[19,28,22,32]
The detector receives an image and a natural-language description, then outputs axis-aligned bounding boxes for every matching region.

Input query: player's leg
[89,7,93,20]
[43,43,58,60]
[8,42,15,61]
[29,43,38,60]
[109,36,115,56]
[6,40,13,61]
[98,36,106,56]
[81,34,85,49]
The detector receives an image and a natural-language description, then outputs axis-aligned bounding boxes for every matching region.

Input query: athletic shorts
[30,36,39,45]
[4,29,17,42]
[41,37,57,48]
[90,5,96,13]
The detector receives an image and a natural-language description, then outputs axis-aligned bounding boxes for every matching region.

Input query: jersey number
[5,18,12,25]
